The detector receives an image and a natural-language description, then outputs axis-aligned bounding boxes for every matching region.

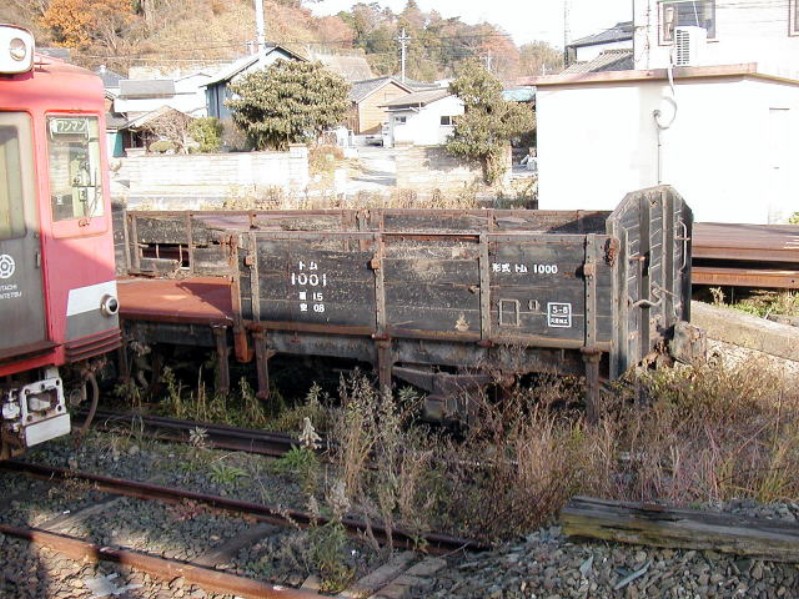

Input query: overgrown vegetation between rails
[105,347,799,588]
[126,357,799,540]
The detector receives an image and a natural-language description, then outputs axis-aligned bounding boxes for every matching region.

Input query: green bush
[148,140,176,154]
[188,117,223,153]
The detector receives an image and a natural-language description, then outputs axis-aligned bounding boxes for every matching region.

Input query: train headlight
[0,25,34,74]
[9,37,27,61]
[100,294,119,317]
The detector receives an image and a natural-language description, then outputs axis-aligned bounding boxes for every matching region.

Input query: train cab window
[47,116,103,223]
[0,117,29,241]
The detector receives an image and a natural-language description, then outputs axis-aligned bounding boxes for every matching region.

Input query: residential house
[633,0,799,76]
[348,76,413,139]
[115,71,212,118]
[561,49,634,75]
[521,0,799,224]
[312,53,374,83]
[95,65,126,157]
[203,46,306,120]
[566,21,633,65]
[381,89,464,147]
[110,71,212,156]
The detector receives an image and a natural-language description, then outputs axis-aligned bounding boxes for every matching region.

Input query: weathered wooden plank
[385,281,480,308]
[258,274,374,307]
[257,299,376,327]
[562,496,799,563]
[387,305,482,334]
[383,259,480,286]
[137,257,181,275]
[192,246,232,275]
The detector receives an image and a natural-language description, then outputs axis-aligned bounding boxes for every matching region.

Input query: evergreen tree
[227,59,350,151]
[446,59,535,185]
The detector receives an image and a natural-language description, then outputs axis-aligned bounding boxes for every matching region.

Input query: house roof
[123,105,193,130]
[315,53,374,82]
[96,65,125,88]
[37,47,71,61]
[105,112,128,130]
[349,76,413,103]
[562,49,634,74]
[502,86,536,102]
[119,79,176,98]
[381,88,451,109]
[520,63,799,88]
[568,21,633,48]
[204,46,306,87]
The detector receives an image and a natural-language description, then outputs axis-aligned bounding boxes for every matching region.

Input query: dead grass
[319,357,799,544]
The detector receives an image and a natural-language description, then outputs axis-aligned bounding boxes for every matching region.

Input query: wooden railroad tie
[561,496,799,563]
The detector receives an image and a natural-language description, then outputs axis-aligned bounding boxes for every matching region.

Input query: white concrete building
[519,0,799,224]
[382,90,464,147]
[529,65,798,224]
[634,0,799,78]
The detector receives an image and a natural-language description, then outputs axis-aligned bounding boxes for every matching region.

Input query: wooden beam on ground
[561,496,799,563]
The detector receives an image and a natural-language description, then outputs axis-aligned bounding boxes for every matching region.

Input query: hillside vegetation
[1,0,562,83]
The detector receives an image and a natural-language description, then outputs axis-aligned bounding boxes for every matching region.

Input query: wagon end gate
[606,185,696,378]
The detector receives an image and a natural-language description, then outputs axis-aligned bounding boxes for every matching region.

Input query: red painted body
[0,56,118,377]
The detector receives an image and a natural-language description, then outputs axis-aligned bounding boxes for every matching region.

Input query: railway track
[0,455,485,598]
[1,459,484,555]
[693,222,799,289]
[74,409,306,457]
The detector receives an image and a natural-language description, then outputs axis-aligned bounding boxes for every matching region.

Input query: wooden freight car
[117,185,697,419]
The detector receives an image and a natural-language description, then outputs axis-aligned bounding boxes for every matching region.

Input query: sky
[307,0,633,49]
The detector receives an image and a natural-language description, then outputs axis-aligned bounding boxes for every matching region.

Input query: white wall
[536,73,799,223]
[391,96,464,146]
[114,146,310,208]
[634,0,799,77]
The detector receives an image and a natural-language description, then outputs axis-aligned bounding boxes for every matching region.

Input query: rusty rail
[74,410,304,457]
[1,460,488,554]
[0,523,321,599]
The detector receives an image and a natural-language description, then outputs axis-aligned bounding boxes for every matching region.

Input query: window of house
[440,115,454,126]
[791,0,799,35]
[659,0,716,42]
[394,115,407,125]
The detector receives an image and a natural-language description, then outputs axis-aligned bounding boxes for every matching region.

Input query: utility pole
[398,28,410,82]
[563,0,571,66]
[254,0,265,54]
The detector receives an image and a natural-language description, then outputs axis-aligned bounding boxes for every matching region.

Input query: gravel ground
[5,432,799,598]
[409,501,799,599]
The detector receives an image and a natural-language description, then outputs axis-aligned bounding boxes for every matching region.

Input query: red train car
[0,24,120,458]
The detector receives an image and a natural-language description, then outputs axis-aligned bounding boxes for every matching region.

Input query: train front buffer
[1,369,70,457]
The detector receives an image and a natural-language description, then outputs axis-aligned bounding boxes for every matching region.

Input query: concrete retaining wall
[395,145,510,192]
[112,146,309,209]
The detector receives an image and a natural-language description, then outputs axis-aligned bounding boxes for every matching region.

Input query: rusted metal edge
[3,461,489,554]
[692,266,799,289]
[73,409,303,457]
[0,523,320,599]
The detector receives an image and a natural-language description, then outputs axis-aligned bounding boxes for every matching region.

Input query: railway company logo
[0,254,15,279]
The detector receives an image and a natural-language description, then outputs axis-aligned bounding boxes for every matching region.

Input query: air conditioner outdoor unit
[673,26,707,67]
